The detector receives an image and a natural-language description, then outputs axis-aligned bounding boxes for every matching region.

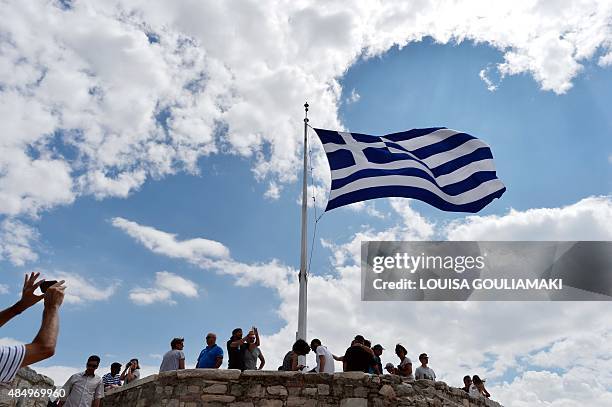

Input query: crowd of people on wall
[0,274,491,407]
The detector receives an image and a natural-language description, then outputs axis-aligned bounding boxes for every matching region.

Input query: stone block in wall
[257,400,283,407]
[339,398,368,407]
[200,394,236,403]
[203,383,228,394]
[177,368,241,381]
[316,384,330,396]
[266,385,288,396]
[378,384,396,399]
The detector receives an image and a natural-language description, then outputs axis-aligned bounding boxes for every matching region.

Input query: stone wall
[103,369,503,407]
[0,367,55,407]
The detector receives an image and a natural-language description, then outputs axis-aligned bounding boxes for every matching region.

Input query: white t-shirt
[315,346,335,373]
[399,357,414,380]
[414,365,436,380]
[469,384,481,397]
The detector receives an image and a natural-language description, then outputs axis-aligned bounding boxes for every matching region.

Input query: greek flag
[314,127,506,213]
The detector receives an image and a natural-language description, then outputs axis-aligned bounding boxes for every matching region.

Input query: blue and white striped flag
[314,127,506,213]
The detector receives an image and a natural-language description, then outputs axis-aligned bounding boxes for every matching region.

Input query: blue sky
[1,2,611,406]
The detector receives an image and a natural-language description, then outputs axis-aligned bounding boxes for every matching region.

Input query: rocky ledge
[102,369,503,407]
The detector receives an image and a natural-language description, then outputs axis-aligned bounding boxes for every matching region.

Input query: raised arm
[22,280,65,367]
[0,272,43,328]
[257,351,265,370]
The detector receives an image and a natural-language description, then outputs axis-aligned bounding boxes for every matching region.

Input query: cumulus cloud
[2,0,612,219]
[444,196,612,241]
[0,218,39,266]
[0,284,9,295]
[129,271,199,305]
[48,271,120,304]
[111,217,230,261]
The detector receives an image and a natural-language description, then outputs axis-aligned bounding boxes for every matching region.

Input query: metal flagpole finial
[304,102,309,123]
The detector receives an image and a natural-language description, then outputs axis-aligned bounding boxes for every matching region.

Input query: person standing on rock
[58,355,104,407]
[372,344,384,374]
[243,328,265,370]
[393,344,414,380]
[159,337,186,373]
[102,362,122,390]
[196,332,223,369]
[341,335,375,373]
[461,375,472,392]
[279,339,311,371]
[310,338,335,373]
[469,375,491,398]
[120,358,140,385]
[0,272,65,384]
[227,328,250,370]
[414,353,436,381]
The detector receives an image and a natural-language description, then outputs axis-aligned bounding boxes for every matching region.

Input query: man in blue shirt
[196,333,223,369]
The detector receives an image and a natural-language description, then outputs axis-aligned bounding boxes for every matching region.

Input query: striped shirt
[102,372,121,387]
[0,345,25,383]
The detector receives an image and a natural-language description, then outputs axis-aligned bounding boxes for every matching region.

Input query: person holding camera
[0,272,65,383]
[120,358,140,385]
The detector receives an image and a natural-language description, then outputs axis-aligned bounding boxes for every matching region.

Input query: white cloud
[444,196,612,241]
[0,284,9,294]
[479,67,499,92]
[129,271,199,305]
[111,217,230,261]
[346,89,360,104]
[264,181,281,200]
[1,1,612,218]
[32,365,80,387]
[48,271,120,304]
[0,218,39,266]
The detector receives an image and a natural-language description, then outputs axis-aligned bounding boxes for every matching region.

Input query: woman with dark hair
[392,344,414,380]
[120,358,140,385]
[279,339,311,371]
[469,375,491,398]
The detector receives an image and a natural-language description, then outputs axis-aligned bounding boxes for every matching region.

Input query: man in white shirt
[58,355,104,407]
[159,337,186,372]
[0,272,65,383]
[414,353,436,381]
[310,339,335,373]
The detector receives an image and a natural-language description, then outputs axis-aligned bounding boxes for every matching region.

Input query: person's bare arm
[178,358,185,370]
[22,280,66,367]
[214,356,223,369]
[333,354,343,361]
[254,327,260,347]
[258,352,265,370]
[318,355,326,372]
[0,272,44,328]
[92,399,100,407]
[229,337,247,348]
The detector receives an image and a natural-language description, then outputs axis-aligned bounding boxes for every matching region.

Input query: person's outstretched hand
[44,280,66,310]
[17,272,44,310]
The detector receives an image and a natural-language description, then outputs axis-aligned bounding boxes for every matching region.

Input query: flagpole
[297,102,309,342]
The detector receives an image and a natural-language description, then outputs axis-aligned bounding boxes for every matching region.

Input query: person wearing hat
[159,337,185,373]
[469,375,491,398]
[372,344,384,374]
[414,353,436,380]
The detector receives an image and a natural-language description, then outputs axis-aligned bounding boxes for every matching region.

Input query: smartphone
[40,280,58,293]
